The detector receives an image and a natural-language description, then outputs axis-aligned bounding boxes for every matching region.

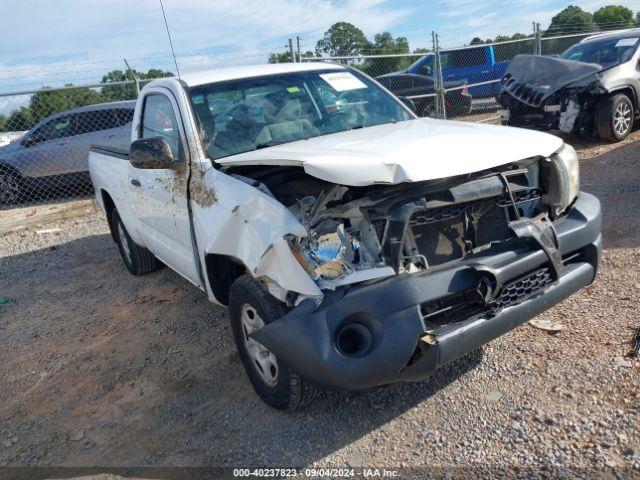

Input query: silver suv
[0,100,135,203]
[499,29,640,142]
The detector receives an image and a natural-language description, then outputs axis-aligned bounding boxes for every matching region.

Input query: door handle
[130,178,141,187]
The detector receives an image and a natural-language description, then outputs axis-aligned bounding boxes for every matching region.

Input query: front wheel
[0,170,22,205]
[597,93,634,142]
[229,275,320,410]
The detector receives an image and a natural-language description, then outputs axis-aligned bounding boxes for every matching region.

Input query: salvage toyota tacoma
[498,30,640,141]
[89,63,602,410]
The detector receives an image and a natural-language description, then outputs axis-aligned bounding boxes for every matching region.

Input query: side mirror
[129,136,175,169]
[399,97,417,114]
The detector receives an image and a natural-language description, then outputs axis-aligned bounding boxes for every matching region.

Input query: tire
[0,170,22,205]
[597,93,634,142]
[229,275,320,410]
[111,209,161,275]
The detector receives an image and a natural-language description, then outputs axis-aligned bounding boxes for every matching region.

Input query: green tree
[593,5,633,30]
[315,22,370,57]
[27,86,104,126]
[470,37,484,45]
[0,114,6,132]
[101,68,173,101]
[267,51,293,63]
[413,47,430,53]
[362,32,410,76]
[493,35,512,43]
[546,6,595,35]
[5,106,35,131]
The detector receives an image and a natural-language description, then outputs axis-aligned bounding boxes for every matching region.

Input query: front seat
[255,98,319,144]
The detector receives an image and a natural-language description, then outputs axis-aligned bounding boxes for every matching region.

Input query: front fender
[192,167,322,300]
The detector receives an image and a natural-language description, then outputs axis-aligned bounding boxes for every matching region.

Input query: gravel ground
[0,130,639,476]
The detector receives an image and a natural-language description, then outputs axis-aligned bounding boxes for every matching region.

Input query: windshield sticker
[319,72,367,92]
[616,38,638,47]
[287,86,301,93]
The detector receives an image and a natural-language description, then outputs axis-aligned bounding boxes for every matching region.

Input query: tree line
[0,68,172,133]
[268,3,640,67]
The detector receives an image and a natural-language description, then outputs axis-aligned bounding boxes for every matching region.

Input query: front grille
[502,75,546,107]
[420,266,554,327]
[371,219,388,242]
[496,188,541,207]
[489,267,552,313]
[409,202,471,227]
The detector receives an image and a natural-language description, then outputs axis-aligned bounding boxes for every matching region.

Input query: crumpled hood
[502,54,602,107]
[215,118,563,186]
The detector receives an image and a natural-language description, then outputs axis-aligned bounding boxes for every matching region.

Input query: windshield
[188,69,413,160]
[561,36,639,67]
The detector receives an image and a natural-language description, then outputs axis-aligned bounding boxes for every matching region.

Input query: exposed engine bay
[228,155,561,293]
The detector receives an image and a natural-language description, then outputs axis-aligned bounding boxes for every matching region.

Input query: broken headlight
[292,219,357,280]
[542,143,580,217]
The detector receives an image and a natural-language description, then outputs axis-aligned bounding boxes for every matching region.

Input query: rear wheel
[229,275,320,410]
[111,209,161,275]
[597,93,634,142]
[0,170,22,205]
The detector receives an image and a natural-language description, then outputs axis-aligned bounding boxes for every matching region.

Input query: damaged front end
[239,145,601,391]
[498,54,606,135]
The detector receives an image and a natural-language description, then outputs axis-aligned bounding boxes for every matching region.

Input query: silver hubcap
[240,304,278,387]
[0,174,20,204]
[117,221,132,262]
[614,102,632,136]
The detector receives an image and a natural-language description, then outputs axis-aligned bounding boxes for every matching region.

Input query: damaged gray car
[498,30,640,141]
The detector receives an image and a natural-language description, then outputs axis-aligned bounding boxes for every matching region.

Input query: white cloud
[0,0,413,91]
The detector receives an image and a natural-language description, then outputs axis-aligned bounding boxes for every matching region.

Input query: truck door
[127,88,201,286]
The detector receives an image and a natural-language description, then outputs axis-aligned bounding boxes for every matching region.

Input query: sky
[2,0,640,111]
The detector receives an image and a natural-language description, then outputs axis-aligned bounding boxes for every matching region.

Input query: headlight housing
[542,143,580,217]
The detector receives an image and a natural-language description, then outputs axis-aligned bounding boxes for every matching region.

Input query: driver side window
[141,94,182,161]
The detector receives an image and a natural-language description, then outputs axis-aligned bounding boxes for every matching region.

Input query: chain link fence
[303,29,608,123]
[0,76,173,210]
[0,26,632,211]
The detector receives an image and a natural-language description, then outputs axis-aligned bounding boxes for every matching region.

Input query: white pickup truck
[89,63,602,410]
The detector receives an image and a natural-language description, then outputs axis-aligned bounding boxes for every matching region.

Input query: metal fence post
[124,58,140,96]
[296,36,301,63]
[288,39,295,63]
[533,23,542,55]
[432,31,446,120]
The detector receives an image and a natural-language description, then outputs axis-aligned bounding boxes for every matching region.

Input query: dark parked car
[499,29,640,142]
[376,73,473,118]
[0,101,135,204]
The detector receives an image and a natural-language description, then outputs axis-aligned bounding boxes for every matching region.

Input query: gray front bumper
[252,192,602,391]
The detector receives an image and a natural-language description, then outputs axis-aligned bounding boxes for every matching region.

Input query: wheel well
[204,254,247,306]
[101,190,118,242]
[610,87,637,112]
